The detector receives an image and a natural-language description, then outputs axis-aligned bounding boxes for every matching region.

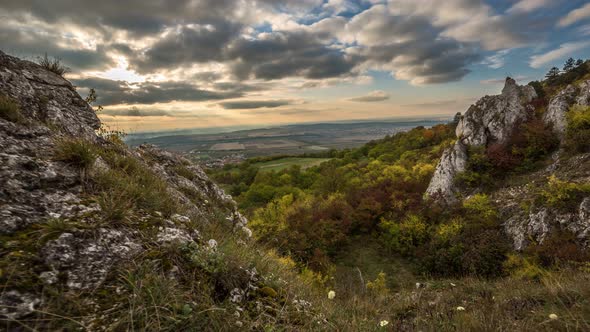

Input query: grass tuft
[37,53,70,77]
[0,93,23,123]
[54,138,97,169]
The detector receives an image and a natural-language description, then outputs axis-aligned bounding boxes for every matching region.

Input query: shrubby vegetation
[210,57,590,285]
[211,124,520,279]
[565,105,590,153]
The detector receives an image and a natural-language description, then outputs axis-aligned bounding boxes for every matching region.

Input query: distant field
[253,157,331,172]
[210,142,245,151]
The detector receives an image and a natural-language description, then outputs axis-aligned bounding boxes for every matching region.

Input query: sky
[1,0,590,133]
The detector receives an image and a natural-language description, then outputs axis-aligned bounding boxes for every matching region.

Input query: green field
[253,157,331,172]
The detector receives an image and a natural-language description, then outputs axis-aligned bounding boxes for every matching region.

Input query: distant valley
[125,118,450,165]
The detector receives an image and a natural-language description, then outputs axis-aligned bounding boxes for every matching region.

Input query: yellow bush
[503,254,545,280]
[436,218,464,242]
[366,272,390,296]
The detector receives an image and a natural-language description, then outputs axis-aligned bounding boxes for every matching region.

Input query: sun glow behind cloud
[2,0,589,132]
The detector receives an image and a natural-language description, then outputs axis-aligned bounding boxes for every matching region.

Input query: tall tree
[575,59,584,67]
[545,67,560,81]
[563,57,576,72]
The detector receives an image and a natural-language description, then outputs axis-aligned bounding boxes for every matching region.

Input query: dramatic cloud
[0,0,580,128]
[227,31,360,80]
[132,21,244,73]
[219,100,295,109]
[74,77,242,105]
[558,3,590,27]
[348,90,390,102]
[529,42,590,68]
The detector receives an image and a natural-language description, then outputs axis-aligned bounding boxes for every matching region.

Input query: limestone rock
[543,84,578,137]
[456,77,536,146]
[42,229,141,289]
[427,78,536,202]
[425,141,468,203]
[0,290,40,320]
[1,51,250,299]
[0,51,99,140]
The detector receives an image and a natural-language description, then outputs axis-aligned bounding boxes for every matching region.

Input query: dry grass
[0,93,23,123]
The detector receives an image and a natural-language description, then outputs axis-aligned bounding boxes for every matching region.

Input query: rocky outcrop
[456,77,536,146]
[0,51,99,140]
[425,141,467,202]
[543,80,590,137]
[494,153,590,250]
[0,51,250,320]
[426,78,536,202]
[543,85,578,137]
[0,52,101,233]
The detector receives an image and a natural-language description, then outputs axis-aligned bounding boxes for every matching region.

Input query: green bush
[540,175,590,210]
[0,93,23,123]
[463,194,497,222]
[379,214,428,255]
[455,146,493,188]
[565,105,590,153]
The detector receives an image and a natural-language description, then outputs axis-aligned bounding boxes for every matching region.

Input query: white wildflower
[549,313,558,320]
[379,320,389,327]
[456,306,466,311]
[328,290,336,300]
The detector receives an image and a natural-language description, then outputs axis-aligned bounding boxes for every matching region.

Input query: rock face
[495,153,590,250]
[543,80,590,137]
[0,51,250,319]
[427,76,590,248]
[426,78,536,202]
[543,85,578,137]
[456,78,537,146]
[425,141,467,202]
[0,51,102,234]
[0,51,100,140]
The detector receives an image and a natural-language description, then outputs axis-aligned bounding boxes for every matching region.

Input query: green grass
[53,138,97,169]
[252,157,331,172]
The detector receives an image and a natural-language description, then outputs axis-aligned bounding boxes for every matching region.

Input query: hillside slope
[427,76,590,250]
[0,52,327,330]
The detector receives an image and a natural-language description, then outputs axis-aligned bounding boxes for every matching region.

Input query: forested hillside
[207,59,590,330]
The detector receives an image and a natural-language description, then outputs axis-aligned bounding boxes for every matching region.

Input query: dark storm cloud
[73,77,243,105]
[132,21,244,73]
[360,38,481,84]
[0,0,549,95]
[227,31,360,80]
[219,100,295,109]
[0,0,240,36]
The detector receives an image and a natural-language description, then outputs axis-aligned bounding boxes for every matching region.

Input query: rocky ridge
[426,76,590,250]
[0,51,251,321]
[426,78,537,202]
